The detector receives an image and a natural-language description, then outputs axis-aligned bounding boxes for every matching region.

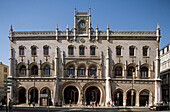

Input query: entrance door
[85,86,100,105]
[126,90,136,106]
[139,91,149,106]
[29,88,38,103]
[113,90,123,106]
[18,88,26,104]
[64,86,78,104]
[41,88,52,106]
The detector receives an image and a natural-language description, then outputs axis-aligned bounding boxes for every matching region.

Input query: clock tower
[74,8,91,34]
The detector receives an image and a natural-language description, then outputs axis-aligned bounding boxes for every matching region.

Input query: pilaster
[105,47,111,105]
[154,24,161,104]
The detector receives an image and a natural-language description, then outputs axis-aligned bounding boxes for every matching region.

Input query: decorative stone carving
[80,38,85,43]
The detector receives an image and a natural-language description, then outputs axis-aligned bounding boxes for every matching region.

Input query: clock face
[79,22,85,28]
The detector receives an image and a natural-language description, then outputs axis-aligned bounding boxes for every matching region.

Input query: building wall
[160,44,170,103]
[0,62,9,100]
[8,9,161,106]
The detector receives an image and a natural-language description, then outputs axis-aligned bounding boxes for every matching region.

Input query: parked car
[150,103,169,111]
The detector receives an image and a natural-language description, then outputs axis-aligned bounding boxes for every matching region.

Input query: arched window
[78,65,86,76]
[19,65,26,76]
[31,46,37,56]
[129,46,136,56]
[43,65,50,75]
[141,67,148,78]
[68,65,75,76]
[43,46,49,56]
[90,46,95,55]
[116,46,122,56]
[19,46,25,56]
[79,46,85,55]
[143,46,149,56]
[89,66,97,76]
[128,66,135,77]
[115,66,122,77]
[31,65,38,75]
[68,46,74,55]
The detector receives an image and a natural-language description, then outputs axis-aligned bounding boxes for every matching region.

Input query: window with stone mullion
[115,66,122,77]
[78,66,86,76]
[43,65,50,75]
[68,66,75,76]
[141,67,148,78]
[89,66,97,76]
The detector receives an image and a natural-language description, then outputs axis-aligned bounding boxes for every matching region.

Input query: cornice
[11,30,157,41]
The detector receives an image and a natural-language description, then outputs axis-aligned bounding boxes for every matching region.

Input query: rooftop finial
[96,24,98,29]
[89,5,91,15]
[56,24,58,30]
[67,24,69,29]
[74,6,77,15]
[157,24,160,29]
[107,24,109,29]
[10,24,13,31]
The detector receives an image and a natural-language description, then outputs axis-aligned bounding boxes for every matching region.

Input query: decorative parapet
[12,30,156,38]
[13,31,56,37]
[109,31,156,36]
[91,31,156,37]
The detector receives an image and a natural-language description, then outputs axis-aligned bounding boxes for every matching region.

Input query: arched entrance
[126,89,136,106]
[64,86,78,104]
[139,90,149,106]
[18,87,26,104]
[113,89,123,106]
[29,87,38,103]
[85,86,100,105]
[40,88,52,106]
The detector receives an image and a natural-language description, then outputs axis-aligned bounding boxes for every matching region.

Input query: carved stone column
[123,91,126,106]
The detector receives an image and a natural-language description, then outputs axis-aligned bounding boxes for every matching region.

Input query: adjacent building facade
[160,44,170,103]
[0,62,9,102]
[8,8,161,106]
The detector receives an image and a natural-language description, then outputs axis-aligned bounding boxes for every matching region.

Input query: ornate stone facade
[8,8,161,106]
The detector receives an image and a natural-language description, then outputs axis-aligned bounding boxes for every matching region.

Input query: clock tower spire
[74,8,91,34]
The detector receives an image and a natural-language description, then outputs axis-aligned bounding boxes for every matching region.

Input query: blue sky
[0,0,170,65]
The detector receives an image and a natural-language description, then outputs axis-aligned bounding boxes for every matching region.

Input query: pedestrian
[69,100,71,106]
[32,102,35,108]
[8,99,13,112]
[145,101,148,107]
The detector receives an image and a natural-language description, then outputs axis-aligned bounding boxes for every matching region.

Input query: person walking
[8,99,13,112]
